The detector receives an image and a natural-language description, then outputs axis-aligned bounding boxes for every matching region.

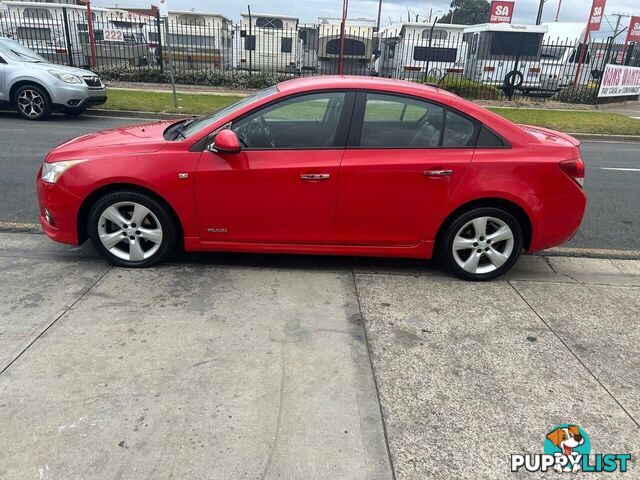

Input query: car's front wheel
[88,191,176,267]
[440,207,523,281]
[15,84,51,120]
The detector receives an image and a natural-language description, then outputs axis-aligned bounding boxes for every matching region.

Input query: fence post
[156,11,164,73]
[62,7,74,66]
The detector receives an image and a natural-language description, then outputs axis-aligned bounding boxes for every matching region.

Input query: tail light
[529,67,541,73]
[447,68,464,73]
[559,158,585,187]
[403,66,421,72]
[484,66,495,72]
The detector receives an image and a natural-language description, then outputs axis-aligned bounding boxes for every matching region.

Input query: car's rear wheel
[88,191,176,267]
[439,207,523,281]
[15,84,51,120]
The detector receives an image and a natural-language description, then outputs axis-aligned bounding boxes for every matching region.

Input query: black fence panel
[1,6,638,102]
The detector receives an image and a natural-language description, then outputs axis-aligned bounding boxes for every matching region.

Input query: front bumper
[36,170,82,245]
[49,82,107,109]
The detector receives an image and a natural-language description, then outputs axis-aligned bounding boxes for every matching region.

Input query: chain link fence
[1,5,639,102]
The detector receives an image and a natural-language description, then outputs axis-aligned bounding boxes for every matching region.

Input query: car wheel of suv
[440,207,523,281]
[15,84,51,120]
[64,107,87,116]
[88,191,177,268]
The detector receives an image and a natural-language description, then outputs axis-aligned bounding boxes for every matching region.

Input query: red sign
[587,0,606,32]
[489,1,515,24]
[625,16,640,45]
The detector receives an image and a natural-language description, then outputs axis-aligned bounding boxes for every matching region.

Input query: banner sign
[598,64,640,97]
[489,1,515,24]
[625,16,640,45]
[158,0,169,18]
[587,0,606,32]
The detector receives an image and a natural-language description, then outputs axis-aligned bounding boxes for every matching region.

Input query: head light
[48,70,83,84]
[41,160,85,184]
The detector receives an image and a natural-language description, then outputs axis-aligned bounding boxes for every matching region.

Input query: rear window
[490,32,543,57]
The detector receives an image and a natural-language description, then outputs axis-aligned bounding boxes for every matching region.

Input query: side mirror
[208,129,241,154]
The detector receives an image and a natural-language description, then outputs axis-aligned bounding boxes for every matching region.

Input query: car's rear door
[335,91,476,246]
[195,90,354,245]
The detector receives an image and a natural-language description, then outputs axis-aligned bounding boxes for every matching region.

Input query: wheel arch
[435,197,533,254]
[76,183,185,246]
[9,80,53,106]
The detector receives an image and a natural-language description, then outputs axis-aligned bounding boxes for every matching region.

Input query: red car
[37,76,586,280]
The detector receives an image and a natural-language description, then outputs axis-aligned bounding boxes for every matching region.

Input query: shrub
[551,85,598,104]
[425,76,500,100]
[91,66,291,90]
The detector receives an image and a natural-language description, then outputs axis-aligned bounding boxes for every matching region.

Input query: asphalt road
[0,111,638,251]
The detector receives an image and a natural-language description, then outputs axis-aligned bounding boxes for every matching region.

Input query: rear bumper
[528,188,587,252]
[36,170,82,245]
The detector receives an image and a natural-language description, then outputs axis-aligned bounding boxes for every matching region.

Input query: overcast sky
[96,0,638,37]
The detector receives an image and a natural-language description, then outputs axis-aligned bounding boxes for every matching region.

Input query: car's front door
[336,91,476,246]
[195,90,354,244]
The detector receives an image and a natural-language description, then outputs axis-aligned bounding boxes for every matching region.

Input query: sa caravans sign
[489,1,515,24]
[598,64,640,97]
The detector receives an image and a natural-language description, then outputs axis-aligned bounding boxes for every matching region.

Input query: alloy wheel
[451,216,515,275]
[17,89,45,118]
[97,201,163,262]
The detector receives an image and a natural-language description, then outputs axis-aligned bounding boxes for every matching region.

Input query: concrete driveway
[0,233,638,479]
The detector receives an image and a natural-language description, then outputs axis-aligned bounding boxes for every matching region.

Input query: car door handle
[300,173,331,181]
[423,169,453,177]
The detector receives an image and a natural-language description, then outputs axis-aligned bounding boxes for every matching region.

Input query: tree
[438,0,491,25]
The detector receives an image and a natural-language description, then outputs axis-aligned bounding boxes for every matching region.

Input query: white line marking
[601,167,640,172]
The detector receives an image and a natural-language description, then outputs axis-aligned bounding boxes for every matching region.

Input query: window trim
[201,89,357,151]
[348,90,511,150]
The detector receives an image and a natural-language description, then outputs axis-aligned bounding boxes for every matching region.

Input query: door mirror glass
[210,129,241,154]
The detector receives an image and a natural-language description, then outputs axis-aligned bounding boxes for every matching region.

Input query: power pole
[536,0,546,25]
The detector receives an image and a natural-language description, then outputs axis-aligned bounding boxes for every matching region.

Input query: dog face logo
[546,425,585,456]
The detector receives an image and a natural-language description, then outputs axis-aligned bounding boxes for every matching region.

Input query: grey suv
[0,37,107,120]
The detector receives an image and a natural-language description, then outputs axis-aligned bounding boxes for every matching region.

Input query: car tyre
[439,207,523,281]
[14,84,52,120]
[88,191,177,268]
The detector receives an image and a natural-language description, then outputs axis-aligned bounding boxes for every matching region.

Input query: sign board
[489,1,515,24]
[103,29,124,42]
[587,0,606,32]
[598,64,640,97]
[158,0,169,18]
[625,16,640,45]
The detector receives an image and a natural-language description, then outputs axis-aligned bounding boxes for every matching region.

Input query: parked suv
[0,37,107,120]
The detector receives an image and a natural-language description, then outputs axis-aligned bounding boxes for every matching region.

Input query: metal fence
[1,6,639,102]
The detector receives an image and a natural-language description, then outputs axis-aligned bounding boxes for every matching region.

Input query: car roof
[277,75,448,96]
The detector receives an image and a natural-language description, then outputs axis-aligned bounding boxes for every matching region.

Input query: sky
[94,0,638,37]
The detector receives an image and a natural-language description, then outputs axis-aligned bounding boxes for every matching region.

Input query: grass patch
[99,88,640,136]
[101,88,244,115]
[488,108,640,135]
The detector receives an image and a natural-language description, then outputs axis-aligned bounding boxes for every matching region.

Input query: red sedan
[37,76,586,280]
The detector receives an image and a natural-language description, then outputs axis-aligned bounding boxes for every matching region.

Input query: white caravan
[376,22,467,81]
[153,10,232,70]
[462,23,547,92]
[238,13,299,73]
[317,17,375,74]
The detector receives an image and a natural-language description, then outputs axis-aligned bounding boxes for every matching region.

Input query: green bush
[551,85,598,104]
[425,76,500,100]
[92,66,291,90]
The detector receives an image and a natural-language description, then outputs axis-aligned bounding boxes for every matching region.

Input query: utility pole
[338,0,348,75]
[375,0,382,32]
[536,0,546,25]
[554,0,562,21]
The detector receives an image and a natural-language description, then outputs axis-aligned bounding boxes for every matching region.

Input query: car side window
[360,93,444,148]
[476,126,506,147]
[0,55,6,64]
[442,110,478,147]
[231,92,346,149]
